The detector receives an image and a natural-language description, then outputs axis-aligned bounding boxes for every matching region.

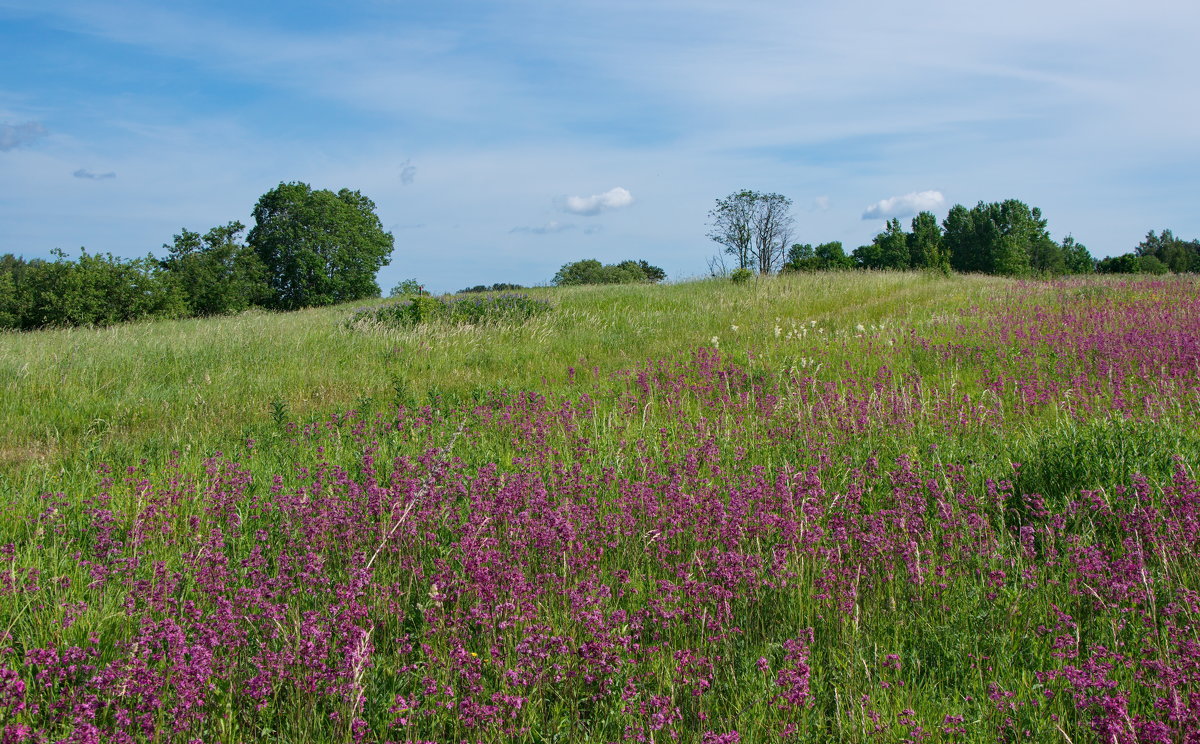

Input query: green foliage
[1060,235,1095,274]
[815,241,853,270]
[783,242,853,272]
[908,211,948,271]
[851,240,883,270]
[730,267,753,284]
[1009,417,1200,505]
[350,293,552,328]
[1,249,187,329]
[160,222,270,316]
[553,258,662,286]
[636,259,667,283]
[1135,229,1200,272]
[0,268,16,329]
[249,182,394,310]
[1097,253,1169,274]
[943,199,1056,276]
[783,243,816,272]
[389,278,429,297]
[458,282,526,293]
[876,218,911,269]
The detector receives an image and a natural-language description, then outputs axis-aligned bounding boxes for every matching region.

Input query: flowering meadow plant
[3,277,1200,742]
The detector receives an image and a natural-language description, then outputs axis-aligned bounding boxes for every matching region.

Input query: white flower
[711,336,720,347]
[855,323,866,333]
[731,324,739,331]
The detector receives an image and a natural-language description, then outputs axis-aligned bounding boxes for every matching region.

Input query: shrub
[389,278,429,297]
[9,249,187,329]
[730,267,753,284]
[350,293,551,328]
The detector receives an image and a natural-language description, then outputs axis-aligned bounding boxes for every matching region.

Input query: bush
[730,268,753,284]
[350,293,551,328]
[389,278,429,297]
[3,249,187,329]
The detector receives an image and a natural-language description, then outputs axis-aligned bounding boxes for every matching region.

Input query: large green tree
[908,211,948,271]
[877,218,910,269]
[943,199,1055,276]
[249,183,394,309]
[1060,235,1095,274]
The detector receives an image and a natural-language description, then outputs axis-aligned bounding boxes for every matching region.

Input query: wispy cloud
[812,195,830,211]
[862,190,945,220]
[73,168,117,180]
[562,187,634,216]
[399,160,416,185]
[0,121,48,151]
[510,221,575,235]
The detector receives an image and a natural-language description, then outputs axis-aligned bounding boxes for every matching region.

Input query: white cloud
[0,121,48,151]
[562,186,634,216]
[812,195,830,211]
[862,190,945,220]
[73,168,116,180]
[510,221,575,235]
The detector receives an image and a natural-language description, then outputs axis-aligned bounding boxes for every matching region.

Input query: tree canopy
[553,259,665,286]
[161,221,269,316]
[249,182,394,310]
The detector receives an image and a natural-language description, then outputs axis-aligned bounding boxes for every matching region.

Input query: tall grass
[3,272,1199,743]
[0,272,999,484]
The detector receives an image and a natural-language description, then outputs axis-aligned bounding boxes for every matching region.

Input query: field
[2,271,1199,743]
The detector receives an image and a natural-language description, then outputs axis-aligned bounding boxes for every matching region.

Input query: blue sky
[2,0,1198,293]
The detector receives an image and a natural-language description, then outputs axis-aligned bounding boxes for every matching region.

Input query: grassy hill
[1,272,996,481]
[2,271,1199,742]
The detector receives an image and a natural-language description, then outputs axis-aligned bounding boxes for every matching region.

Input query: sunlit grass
[3,271,1199,743]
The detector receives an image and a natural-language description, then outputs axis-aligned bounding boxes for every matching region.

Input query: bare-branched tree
[707,190,794,274]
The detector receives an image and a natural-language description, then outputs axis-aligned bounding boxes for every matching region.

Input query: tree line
[708,190,1195,277]
[0,182,393,330]
[552,259,666,286]
[1096,230,1200,274]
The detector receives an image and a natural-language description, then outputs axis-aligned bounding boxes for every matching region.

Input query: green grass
[0,272,1004,488]
[4,271,1199,743]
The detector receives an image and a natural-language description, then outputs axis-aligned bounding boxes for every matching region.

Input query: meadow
[2,271,1199,743]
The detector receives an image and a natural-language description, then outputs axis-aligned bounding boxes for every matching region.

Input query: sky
[1,0,1198,293]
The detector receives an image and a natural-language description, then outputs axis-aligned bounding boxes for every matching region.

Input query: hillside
[2,272,1199,742]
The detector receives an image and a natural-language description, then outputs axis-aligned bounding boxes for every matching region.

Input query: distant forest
[709,190,1197,278]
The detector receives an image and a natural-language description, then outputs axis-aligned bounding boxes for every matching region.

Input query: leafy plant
[389,278,428,297]
[730,267,753,284]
